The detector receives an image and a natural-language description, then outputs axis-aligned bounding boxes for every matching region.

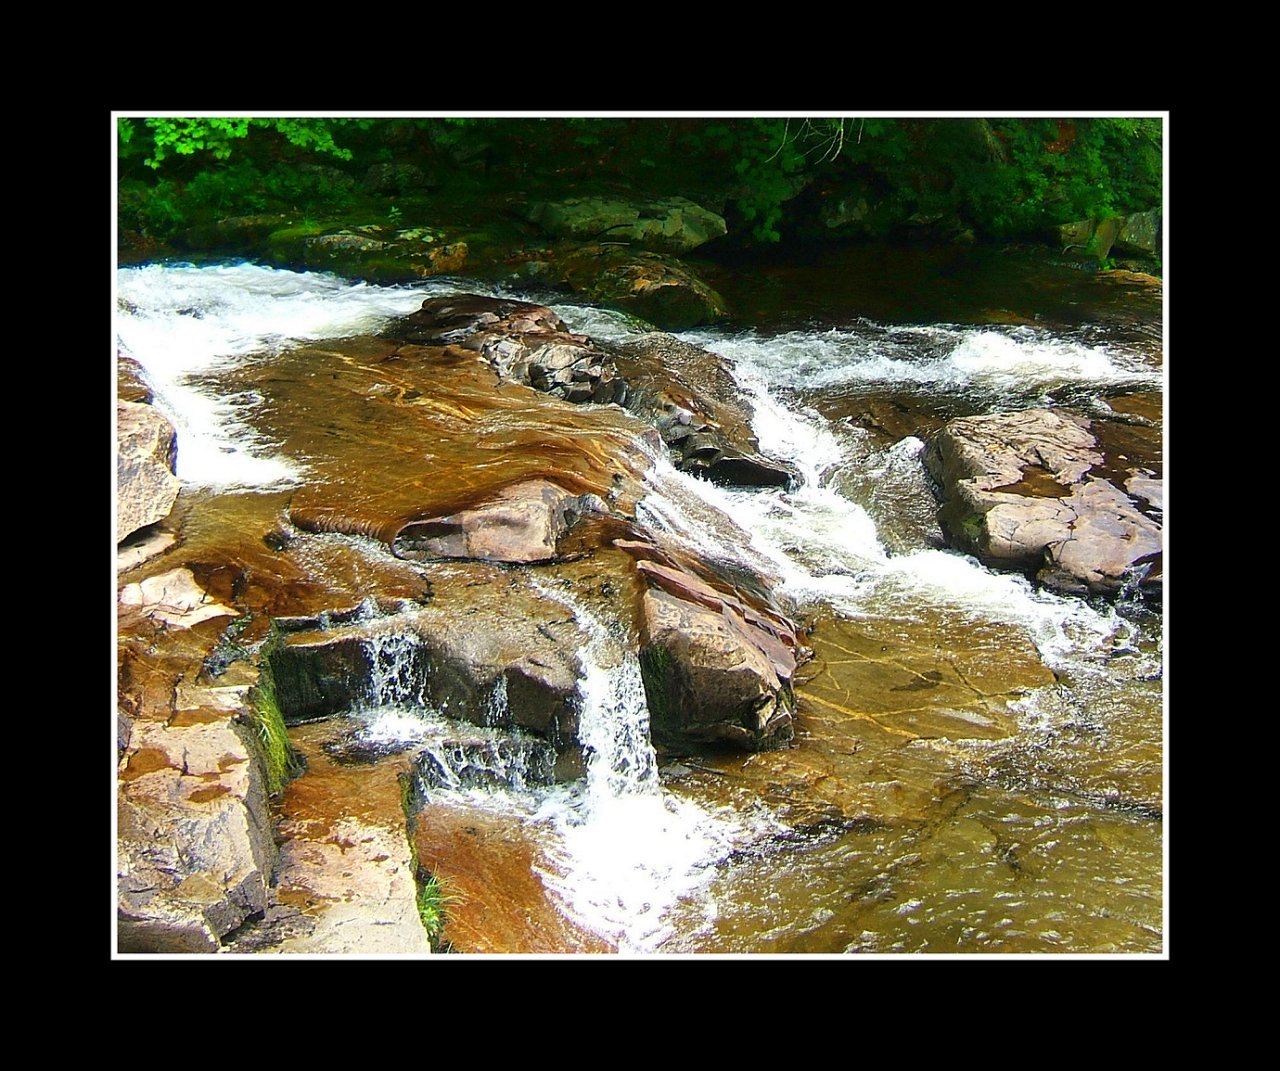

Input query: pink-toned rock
[392,479,605,564]
[636,559,799,751]
[119,567,238,628]
[925,408,1162,595]
[117,400,179,542]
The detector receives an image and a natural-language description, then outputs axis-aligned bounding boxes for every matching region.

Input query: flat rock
[392,478,606,564]
[236,723,430,955]
[117,528,177,574]
[119,567,238,628]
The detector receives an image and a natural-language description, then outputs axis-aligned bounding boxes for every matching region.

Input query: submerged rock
[924,408,1162,595]
[117,400,180,543]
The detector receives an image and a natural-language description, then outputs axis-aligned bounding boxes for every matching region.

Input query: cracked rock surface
[924,408,1162,595]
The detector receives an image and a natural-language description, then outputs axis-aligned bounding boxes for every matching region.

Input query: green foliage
[415,871,457,940]
[116,115,1162,253]
[136,116,357,170]
[952,118,1162,238]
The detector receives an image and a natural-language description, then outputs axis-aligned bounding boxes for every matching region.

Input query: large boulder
[924,408,1162,595]
[264,221,470,282]
[117,401,180,543]
[1055,216,1123,260]
[633,556,800,750]
[525,196,727,254]
[1113,208,1161,256]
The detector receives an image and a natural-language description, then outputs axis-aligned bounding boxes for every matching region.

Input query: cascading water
[528,583,770,953]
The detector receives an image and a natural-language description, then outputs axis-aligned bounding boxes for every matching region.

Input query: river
[116,245,1164,956]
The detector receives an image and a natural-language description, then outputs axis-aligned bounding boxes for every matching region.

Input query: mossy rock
[556,244,728,330]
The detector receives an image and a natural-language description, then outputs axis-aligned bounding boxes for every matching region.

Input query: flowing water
[116,250,1165,955]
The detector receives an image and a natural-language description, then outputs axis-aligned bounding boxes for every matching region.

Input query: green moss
[958,513,986,549]
[638,643,677,732]
[248,629,302,796]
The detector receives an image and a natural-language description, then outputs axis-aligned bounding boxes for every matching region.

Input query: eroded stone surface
[117,400,180,543]
[119,567,238,629]
[235,723,430,955]
[117,684,275,953]
[611,333,796,488]
[925,408,1162,594]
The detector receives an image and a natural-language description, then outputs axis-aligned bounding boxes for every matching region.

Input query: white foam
[680,321,1159,398]
[115,262,446,489]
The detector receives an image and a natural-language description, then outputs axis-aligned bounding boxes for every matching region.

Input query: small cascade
[415,732,557,793]
[327,624,558,789]
[529,582,764,953]
[364,629,427,708]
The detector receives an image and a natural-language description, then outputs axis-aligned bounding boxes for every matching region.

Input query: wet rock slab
[410,803,613,954]
[231,721,430,955]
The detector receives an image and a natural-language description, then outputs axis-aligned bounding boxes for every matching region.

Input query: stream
[116,247,1164,955]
